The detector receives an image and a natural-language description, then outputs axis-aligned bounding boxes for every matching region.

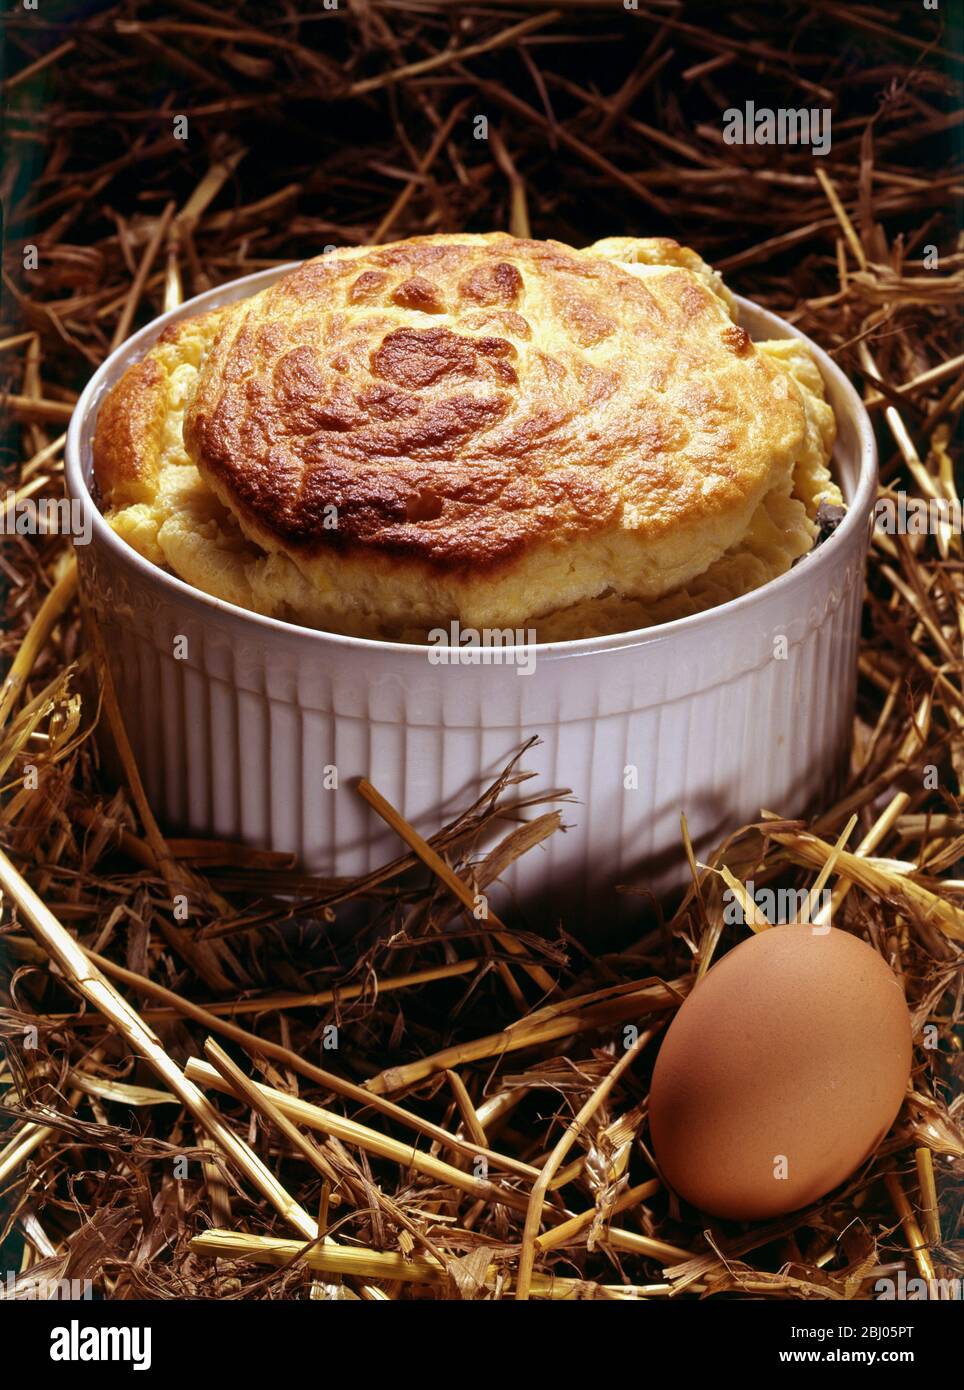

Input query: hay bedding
[0,1,961,1301]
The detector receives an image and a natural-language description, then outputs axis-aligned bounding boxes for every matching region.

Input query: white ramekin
[65,266,876,921]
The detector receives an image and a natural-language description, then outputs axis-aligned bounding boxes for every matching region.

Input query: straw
[1,0,959,1301]
[0,845,377,1298]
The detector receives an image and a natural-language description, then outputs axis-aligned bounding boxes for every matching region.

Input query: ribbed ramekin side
[69,273,874,915]
[78,503,867,915]
[499,525,868,913]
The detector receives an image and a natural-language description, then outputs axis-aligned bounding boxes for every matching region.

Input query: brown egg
[649,925,912,1221]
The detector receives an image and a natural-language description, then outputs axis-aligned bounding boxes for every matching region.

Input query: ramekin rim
[64,263,878,661]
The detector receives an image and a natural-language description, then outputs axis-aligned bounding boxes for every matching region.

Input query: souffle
[92,234,842,641]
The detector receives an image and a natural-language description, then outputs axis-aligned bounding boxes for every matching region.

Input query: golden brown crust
[93,312,225,507]
[92,235,837,638]
[92,354,167,507]
[175,233,805,576]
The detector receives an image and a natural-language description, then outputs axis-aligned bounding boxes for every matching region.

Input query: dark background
[0,0,961,1321]
[1,1,962,377]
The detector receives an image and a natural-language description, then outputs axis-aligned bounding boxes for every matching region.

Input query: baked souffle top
[92,233,841,640]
